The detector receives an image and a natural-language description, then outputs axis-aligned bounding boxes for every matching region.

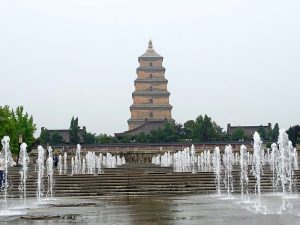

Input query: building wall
[131,109,171,119]
[139,59,163,67]
[135,83,167,91]
[133,96,169,104]
[137,71,165,79]
[227,123,272,138]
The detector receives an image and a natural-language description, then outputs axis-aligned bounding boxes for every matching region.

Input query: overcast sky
[0,0,299,136]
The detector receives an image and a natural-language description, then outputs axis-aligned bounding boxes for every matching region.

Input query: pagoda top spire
[139,39,162,59]
[148,39,153,49]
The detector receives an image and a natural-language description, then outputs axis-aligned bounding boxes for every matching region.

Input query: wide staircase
[3,164,300,197]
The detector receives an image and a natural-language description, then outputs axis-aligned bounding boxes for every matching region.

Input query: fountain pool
[1,194,300,225]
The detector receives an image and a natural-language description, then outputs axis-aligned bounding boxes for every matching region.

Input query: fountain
[18,142,30,207]
[63,152,67,174]
[277,129,296,212]
[0,136,16,213]
[270,143,280,191]
[278,129,295,195]
[82,158,86,174]
[212,147,222,196]
[252,132,263,208]
[97,153,102,174]
[46,146,54,199]
[222,145,234,197]
[240,144,249,200]
[36,145,45,202]
[58,154,62,175]
[75,144,81,174]
[71,157,74,175]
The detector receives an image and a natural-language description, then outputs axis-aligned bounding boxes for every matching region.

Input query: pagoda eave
[132,91,170,97]
[130,104,173,110]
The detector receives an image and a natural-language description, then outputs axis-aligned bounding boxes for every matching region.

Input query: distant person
[53,155,59,167]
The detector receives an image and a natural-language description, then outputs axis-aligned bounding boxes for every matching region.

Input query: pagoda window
[149,99,153,103]
[150,86,153,91]
[149,74,153,78]
[149,112,153,118]
[149,62,153,67]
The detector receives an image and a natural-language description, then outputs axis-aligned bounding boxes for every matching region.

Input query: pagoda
[127,40,174,133]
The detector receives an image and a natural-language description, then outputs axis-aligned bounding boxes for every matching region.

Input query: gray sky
[0,0,299,136]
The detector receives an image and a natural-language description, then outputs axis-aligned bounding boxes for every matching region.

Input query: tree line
[0,105,299,155]
[38,114,295,146]
[39,114,300,147]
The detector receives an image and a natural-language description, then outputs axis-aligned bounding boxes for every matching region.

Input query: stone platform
[3,163,300,197]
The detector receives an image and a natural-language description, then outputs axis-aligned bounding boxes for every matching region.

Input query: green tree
[96,134,117,144]
[271,123,279,141]
[148,128,165,143]
[119,134,132,143]
[69,117,80,144]
[287,125,300,146]
[0,106,36,154]
[193,115,224,142]
[231,128,246,141]
[257,126,267,140]
[135,132,149,143]
[83,132,97,144]
[162,122,179,142]
[39,129,51,145]
[51,131,64,145]
[183,120,195,139]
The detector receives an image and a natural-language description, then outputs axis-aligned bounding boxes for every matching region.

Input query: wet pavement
[1,194,300,225]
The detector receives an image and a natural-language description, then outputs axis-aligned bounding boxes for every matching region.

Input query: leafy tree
[287,125,300,146]
[148,128,165,142]
[96,134,117,144]
[257,126,267,140]
[231,128,246,141]
[51,131,64,145]
[271,123,279,141]
[0,106,15,142]
[83,132,97,144]
[174,123,184,139]
[183,120,195,139]
[119,134,132,143]
[135,132,149,143]
[193,115,224,142]
[39,129,51,145]
[0,106,36,154]
[69,117,80,144]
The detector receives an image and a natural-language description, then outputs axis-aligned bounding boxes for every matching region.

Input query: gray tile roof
[139,40,162,58]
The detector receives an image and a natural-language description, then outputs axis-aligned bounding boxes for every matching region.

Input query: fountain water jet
[58,154,62,175]
[277,129,296,212]
[270,143,280,192]
[0,136,16,213]
[252,132,263,208]
[63,152,67,174]
[36,145,45,202]
[46,151,54,199]
[240,145,249,201]
[18,143,29,207]
[75,144,81,174]
[212,147,222,196]
[222,145,234,197]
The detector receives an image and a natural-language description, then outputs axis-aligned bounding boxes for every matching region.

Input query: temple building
[116,40,174,137]
[227,123,272,138]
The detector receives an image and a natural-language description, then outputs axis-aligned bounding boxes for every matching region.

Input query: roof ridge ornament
[148,39,153,49]
[139,39,162,59]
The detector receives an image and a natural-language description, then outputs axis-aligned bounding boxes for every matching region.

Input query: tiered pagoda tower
[127,40,174,131]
